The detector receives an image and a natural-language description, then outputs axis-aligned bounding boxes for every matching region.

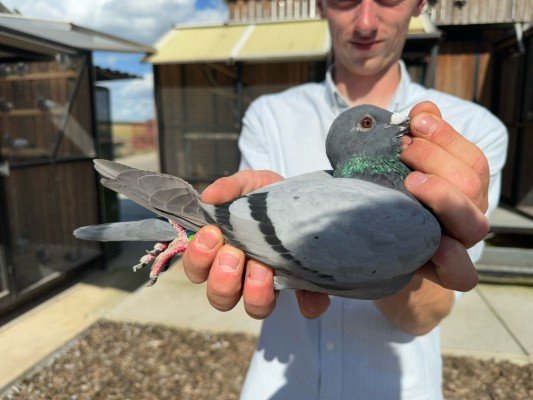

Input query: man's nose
[353,0,379,36]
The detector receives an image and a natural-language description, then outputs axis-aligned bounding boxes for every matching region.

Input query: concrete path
[106,261,262,335]
[441,284,533,364]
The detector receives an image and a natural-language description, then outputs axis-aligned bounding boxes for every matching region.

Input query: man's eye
[327,0,402,9]
[327,0,355,9]
[360,116,373,129]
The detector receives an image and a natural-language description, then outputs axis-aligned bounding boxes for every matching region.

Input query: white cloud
[2,0,227,44]
[99,72,155,122]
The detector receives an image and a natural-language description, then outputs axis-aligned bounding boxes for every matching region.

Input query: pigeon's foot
[147,237,189,286]
[130,222,192,286]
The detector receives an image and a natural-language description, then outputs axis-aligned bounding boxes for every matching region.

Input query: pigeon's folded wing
[215,176,440,289]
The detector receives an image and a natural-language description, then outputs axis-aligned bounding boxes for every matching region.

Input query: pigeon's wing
[74,219,178,241]
[212,176,440,293]
[94,159,207,231]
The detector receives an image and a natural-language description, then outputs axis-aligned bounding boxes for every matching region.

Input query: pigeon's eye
[359,116,373,130]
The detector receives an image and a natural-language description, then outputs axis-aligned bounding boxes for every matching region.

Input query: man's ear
[413,0,427,17]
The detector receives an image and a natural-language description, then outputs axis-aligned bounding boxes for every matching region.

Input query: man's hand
[182,170,330,320]
[374,101,490,336]
[403,101,489,290]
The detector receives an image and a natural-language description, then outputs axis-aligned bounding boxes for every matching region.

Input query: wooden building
[428,0,532,208]
[148,3,440,188]
[0,12,152,314]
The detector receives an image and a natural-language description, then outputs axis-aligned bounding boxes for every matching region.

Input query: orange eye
[360,116,373,129]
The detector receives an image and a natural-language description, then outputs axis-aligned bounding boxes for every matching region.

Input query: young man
[181,0,508,398]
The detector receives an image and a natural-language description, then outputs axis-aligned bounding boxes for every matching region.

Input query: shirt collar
[324,60,412,114]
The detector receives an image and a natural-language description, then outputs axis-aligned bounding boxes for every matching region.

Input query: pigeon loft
[0,14,151,315]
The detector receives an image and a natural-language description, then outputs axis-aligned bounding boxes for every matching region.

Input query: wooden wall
[434,28,533,207]
[5,161,99,248]
[155,60,324,183]
[227,0,316,22]
[434,40,493,106]
[431,0,532,25]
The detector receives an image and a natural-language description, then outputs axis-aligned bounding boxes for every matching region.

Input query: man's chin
[344,59,392,77]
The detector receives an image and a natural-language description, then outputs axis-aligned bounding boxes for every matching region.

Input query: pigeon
[74,104,441,299]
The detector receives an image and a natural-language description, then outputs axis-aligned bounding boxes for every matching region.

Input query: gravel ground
[2,320,531,400]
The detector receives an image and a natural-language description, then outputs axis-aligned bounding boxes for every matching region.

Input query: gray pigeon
[74,104,441,299]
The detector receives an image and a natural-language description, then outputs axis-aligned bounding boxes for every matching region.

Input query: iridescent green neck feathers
[333,155,411,193]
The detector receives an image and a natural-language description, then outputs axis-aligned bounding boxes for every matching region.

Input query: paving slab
[440,285,530,363]
[489,207,533,234]
[105,260,262,336]
[476,284,533,357]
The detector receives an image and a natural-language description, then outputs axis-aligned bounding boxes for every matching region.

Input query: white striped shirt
[238,61,508,400]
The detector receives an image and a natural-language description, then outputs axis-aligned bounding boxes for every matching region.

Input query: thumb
[201,170,284,204]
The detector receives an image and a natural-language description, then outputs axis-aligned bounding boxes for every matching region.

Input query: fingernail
[405,171,429,188]
[413,115,438,136]
[249,262,268,283]
[197,230,218,251]
[219,251,239,272]
[401,135,413,150]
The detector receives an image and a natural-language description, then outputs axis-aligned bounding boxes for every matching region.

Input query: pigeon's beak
[390,113,410,137]
[390,113,411,151]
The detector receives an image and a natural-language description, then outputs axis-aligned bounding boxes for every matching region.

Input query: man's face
[318,0,425,77]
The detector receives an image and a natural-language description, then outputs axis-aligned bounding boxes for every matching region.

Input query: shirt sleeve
[238,99,272,171]
[465,108,509,264]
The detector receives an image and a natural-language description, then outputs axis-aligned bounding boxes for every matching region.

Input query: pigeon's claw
[147,236,189,286]
[132,242,169,272]
[145,222,190,286]
[147,242,168,256]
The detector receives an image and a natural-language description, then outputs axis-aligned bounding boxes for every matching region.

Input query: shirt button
[326,342,335,351]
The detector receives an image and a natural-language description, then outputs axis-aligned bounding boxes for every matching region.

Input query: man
[181,0,508,398]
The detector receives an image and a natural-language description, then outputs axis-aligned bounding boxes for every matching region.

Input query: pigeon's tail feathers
[94,159,207,232]
[94,159,132,180]
[74,219,179,241]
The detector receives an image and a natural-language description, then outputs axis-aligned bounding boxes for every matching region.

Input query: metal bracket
[0,161,9,177]
[515,23,525,55]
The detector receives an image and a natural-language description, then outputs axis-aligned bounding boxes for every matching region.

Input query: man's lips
[349,40,382,50]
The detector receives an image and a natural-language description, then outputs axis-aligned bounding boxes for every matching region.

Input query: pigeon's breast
[221,174,441,290]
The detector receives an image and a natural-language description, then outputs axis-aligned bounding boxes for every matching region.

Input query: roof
[95,66,140,81]
[147,16,440,64]
[0,13,154,55]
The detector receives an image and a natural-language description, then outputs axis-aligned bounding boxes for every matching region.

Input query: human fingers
[182,225,224,283]
[405,172,489,248]
[201,170,284,204]
[406,102,490,212]
[295,290,331,319]
[417,236,479,292]
[205,244,247,311]
[401,138,487,212]
[409,101,490,188]
[242,259,277,319]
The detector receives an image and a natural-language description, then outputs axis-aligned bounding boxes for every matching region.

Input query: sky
[2,0,228,121]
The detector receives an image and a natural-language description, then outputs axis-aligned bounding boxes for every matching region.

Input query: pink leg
[131,222,190,286]
[147,238,188,286]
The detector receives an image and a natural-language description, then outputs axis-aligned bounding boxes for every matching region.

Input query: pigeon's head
[326,104,410,168]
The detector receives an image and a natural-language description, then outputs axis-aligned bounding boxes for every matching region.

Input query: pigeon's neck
[333,155,411,193]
